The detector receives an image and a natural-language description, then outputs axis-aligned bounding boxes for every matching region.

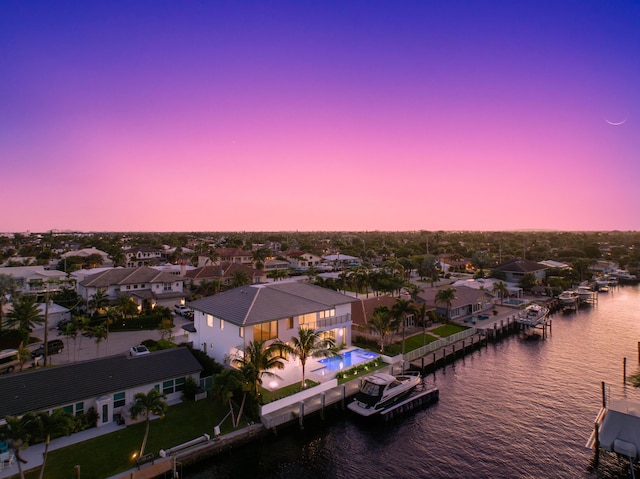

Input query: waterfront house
[491,258,548,284]
[0,348,202,428]
[187,282,358,366]
[0,266,71,295]
[77,266,186,310]
[417,286,494,321]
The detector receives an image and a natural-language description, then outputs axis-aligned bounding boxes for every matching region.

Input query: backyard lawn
[13,397,246,479]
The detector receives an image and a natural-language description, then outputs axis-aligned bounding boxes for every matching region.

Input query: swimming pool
[503,298,527,306]
[313,349,379,373]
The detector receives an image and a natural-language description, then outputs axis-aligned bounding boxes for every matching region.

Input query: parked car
[30,339,64,358]
[174,304,193,319]
[130,345,150,356]
[0,349,20,374]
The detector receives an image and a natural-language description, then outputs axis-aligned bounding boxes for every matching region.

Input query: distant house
[282,250,324,272]
[0,348,202,428]
[77,266,186,309]
[188,282,358,365]
[0,266,72,295]
[35,302,71,330]
[417,286,494,320]
[124,247,163,268]
[437,254,474,274]
[185,262,267,288]
[196,248,254,267]
[491,258,548,284]
[60,247,113,267]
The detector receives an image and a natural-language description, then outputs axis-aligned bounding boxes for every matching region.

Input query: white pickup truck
[174,304,193,318]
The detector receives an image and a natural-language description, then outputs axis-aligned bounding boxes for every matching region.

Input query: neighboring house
[538,260,571,270]
[417,286,494,320]
[123,247,163,268]
[188,282,358,365]
[263,259,291,272]
[492,258,548,284]
[196,248,254,268]
[0,266,72,295]
[34,302,71,330]
[0,348,202,428]
[185,263,267,288]
[77,266,186,309]
[322,254,360,269]
[282,250,324,272]
[151,263,196,277]
[437,254,474,274]
[60,247,113,267]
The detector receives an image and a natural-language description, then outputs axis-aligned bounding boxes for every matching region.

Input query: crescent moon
[605,118,626,126]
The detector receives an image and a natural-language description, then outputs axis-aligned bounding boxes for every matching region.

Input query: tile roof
[417,286,494,308]
[0,348,201,419]
[188,281,358,326]
[493,258,547,273]
[79,266,178,288]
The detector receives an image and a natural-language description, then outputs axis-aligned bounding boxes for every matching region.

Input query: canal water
[189,285,640,479]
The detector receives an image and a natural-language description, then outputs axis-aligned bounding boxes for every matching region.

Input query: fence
[404,328,478,362]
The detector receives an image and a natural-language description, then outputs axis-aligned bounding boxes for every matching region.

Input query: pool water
[314,349,379,372]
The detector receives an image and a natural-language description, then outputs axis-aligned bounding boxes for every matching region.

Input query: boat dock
[378,386,440,422]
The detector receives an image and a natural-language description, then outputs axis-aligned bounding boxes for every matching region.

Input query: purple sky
[2,1,639,232]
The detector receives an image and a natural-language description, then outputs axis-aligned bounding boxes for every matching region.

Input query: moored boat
[558,290,579,306]
[348,371,423,417]
[516,303,549,326]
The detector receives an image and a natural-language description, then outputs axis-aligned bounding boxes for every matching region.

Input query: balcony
[301,313,351,331]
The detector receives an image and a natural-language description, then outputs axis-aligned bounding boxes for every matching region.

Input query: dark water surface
[189,286,640,479]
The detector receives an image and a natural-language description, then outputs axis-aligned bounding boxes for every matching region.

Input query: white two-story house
[188,281,358,366]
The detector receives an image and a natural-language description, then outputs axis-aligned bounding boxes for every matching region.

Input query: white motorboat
[516,304,549,326]
[558,290,579,306]
[576,285,595,301]
[348,371,423,417]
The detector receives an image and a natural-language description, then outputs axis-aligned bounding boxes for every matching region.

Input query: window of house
[318,309,335,319]
[175,377,186,392]
[286,317,294,329]
[253,320,278,342]
[114,392,126,408]
[299,312,316,327]
[75,402,84,415]
[220,319,224,330]
[163,380,175,394]
[207,314,214,327]
[239,327,244,338]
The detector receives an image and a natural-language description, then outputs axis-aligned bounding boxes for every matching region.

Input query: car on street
[31,339,65,358]
[174,304,193,319]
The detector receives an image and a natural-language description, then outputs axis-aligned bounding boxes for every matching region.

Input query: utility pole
[44,283,49,366]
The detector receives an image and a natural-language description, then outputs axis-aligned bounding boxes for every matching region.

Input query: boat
[516,304,549,326]
[576,285,595,301]
[347,371,423,417]
[558,290,579,306]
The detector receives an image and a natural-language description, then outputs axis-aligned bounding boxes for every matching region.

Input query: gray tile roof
[188,281,358,326]
[0,347,201,419]
[79,266,178,288]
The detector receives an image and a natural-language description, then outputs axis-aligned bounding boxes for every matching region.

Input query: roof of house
[188,281,358,326]
[492,258,547,273]
[185,262,263,280]
[0,347,202,419]
[417,286,494,308]
[79,266,179,288]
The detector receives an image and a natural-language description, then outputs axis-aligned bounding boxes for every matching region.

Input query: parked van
[30,339,64,359]
[0,349,20,374]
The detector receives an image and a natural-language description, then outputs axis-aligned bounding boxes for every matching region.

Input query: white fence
[404,328,478,362]
[259,379,338,416]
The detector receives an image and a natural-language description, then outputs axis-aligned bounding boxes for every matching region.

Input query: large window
[114,392,126,408]
[253,320,278,341]
[299,313,316,327]
[207,314,214,327]
[163,380,175,394]
[319,308,335,319]
[286,317,294,329]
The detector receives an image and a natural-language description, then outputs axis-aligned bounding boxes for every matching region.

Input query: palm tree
[391,298,416,355]
[492,280,509,305]
[415,303,429,346]
[252,248,269,271]
[3,416,28,479]
[93,324,108,357]
[0,273,18,331]
[129,389,168,457]
[88,289,109,315]
[367,306,398,353]
[231,270,251,288]
[231,340,285,399]
[115,296,138,319]
[6,294,44,337]
[277,328,338,388]
[214,368,249,427]
[30,410,73,479]
[435,288,456,323]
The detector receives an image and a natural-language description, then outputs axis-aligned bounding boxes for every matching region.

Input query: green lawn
[13,397,246,479]
[259,379,319,403]
[430,324,469,337]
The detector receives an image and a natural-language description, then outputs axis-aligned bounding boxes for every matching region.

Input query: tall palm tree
[129,389,168,457]
[391,298,416,355]
[231,340,285,399]
[367,305,398,353]
[0,273,18,331]
[231,270,251,288]
[435,288,457,323]
[492,281,509,305]
[6,294,44,336]
[277,328,338,388]
[251,248,269,271]
[93,324,108,357]
[214,368,249,427]
[115,296,138,319]
[3,416,28,479]
[415,303,429,346]
[88,289,109,315]
[30,410,73,479]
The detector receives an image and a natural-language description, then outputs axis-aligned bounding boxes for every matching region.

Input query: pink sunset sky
[1,1,639,232]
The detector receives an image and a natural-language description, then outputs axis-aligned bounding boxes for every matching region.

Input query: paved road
[28,314,193,367]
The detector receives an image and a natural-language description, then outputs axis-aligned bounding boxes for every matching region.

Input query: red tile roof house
[417,286,495,321]
[0,348,202,429]
[184,263,267,288]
